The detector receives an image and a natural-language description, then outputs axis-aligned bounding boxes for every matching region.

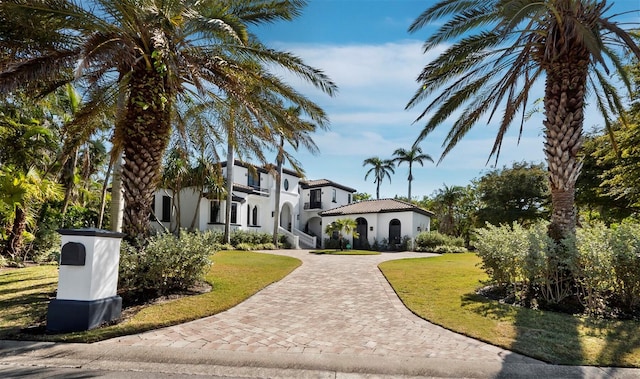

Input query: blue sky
[251,0,640,200]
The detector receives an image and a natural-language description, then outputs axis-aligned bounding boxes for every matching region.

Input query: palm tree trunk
[3,207,27,259]
[408,162,413,200]
[60,147,78,217]
[97,154,113,229]
[224,127,235,244]
[543,60,588,241]
[272,137,284,246]
[121,68,172,244]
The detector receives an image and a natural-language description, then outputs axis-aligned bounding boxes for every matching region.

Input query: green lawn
[310,249,380,255]
[0,250,300,343]
[379,253,640,367]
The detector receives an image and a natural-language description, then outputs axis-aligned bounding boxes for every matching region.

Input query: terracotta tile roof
[319,199,434,217]
[300,179,357,193]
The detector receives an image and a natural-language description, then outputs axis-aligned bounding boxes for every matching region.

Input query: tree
[431,184,465,236]
[0,97,63,260]
[353,192,372,202]
[392,144,433,201]
[0,0,337,244]
[363,157,395,199]
[407,0,640,242]
[324,218,359,251]
[576,130,637,224]
[476,162,549,227]
[271,106,321,246]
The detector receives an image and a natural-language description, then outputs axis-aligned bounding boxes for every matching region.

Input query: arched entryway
[389,219,401,245]
[280,203,293,231]
[354,217,368,249]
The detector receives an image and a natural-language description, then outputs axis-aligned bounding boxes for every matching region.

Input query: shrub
[258,243,276,250]
[415,231,464,252]
[431,245,468,254]
[235,243,253,251]
[118,230,213,302]
[610,223,640,314]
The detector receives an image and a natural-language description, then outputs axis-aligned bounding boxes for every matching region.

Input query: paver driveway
[100,250,537,364]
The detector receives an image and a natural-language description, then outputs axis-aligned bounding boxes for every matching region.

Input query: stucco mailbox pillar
[46,228,125,332]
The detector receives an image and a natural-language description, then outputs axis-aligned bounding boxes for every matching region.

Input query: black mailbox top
[60,242,86,266]
[57,228,125,238]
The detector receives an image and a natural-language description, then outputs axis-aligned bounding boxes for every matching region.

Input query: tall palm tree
[271,105,321,246]
[407,0,640,241]
[0,0,336,244]
[392,144,433,201]
[363,157,395,200]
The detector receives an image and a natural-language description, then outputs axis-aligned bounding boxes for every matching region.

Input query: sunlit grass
[379,253,640,367]
[0,251,300,343]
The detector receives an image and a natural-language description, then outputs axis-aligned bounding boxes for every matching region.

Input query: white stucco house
[151,160,433,249]
[319,199,434,249]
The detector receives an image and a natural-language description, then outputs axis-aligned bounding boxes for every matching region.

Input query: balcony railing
[303,201,322,210]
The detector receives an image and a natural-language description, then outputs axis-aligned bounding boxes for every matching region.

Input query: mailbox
[60,242,86,266]
[47,228,125,332]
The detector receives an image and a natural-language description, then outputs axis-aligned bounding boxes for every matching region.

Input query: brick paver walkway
[100,250,537,364]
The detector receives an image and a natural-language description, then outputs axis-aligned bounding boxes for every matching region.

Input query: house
[150,161,357,248]
[319,199,434,249]
[151,161,432,249]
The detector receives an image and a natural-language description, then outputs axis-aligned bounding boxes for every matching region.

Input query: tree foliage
[476,162,549,227]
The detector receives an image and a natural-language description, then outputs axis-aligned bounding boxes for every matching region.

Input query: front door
[354,217,368,249]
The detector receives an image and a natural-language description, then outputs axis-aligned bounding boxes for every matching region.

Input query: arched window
[252,205,258,226]
[389,219,401,245]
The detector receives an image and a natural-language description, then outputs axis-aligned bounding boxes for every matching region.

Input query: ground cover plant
[310,250,380,256]
[379,253,640,366]
[0,250,300,342]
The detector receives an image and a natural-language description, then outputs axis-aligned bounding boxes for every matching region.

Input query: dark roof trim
[221,160,302,178]
[300,179,357,193]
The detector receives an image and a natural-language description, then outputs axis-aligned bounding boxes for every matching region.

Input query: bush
[118,230,214,302]
[235,243,253,251]
[415,231,465,253]
[431,245,468,254]
[474,221,640,317]
[610,223,640,314]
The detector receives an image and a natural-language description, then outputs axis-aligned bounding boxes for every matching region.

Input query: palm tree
[324,218,359,250]
[407,0,640,241]
[432,184,465,236]
[363,157,395,199]
[0,0,336,244]
[271,105,322,246]
[392,144,433,201]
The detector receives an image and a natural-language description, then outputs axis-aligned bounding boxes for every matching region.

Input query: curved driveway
[100,250,536,365]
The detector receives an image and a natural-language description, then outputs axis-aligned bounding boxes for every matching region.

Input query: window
[161,195,171,222]
[248,171,260,189]
[310,189,321,209]
[284,178,289,191]
[332,189,337,203]
[348,194,352,204]
[209,201,220,223]
[230,203,238,224]
[252,206,258,226]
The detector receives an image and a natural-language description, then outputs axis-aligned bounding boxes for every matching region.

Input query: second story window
[310,189,321,209]
[248,171,260,189]
[332,189,337,203]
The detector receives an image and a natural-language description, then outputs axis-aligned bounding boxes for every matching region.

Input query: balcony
[304,201,322,210]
